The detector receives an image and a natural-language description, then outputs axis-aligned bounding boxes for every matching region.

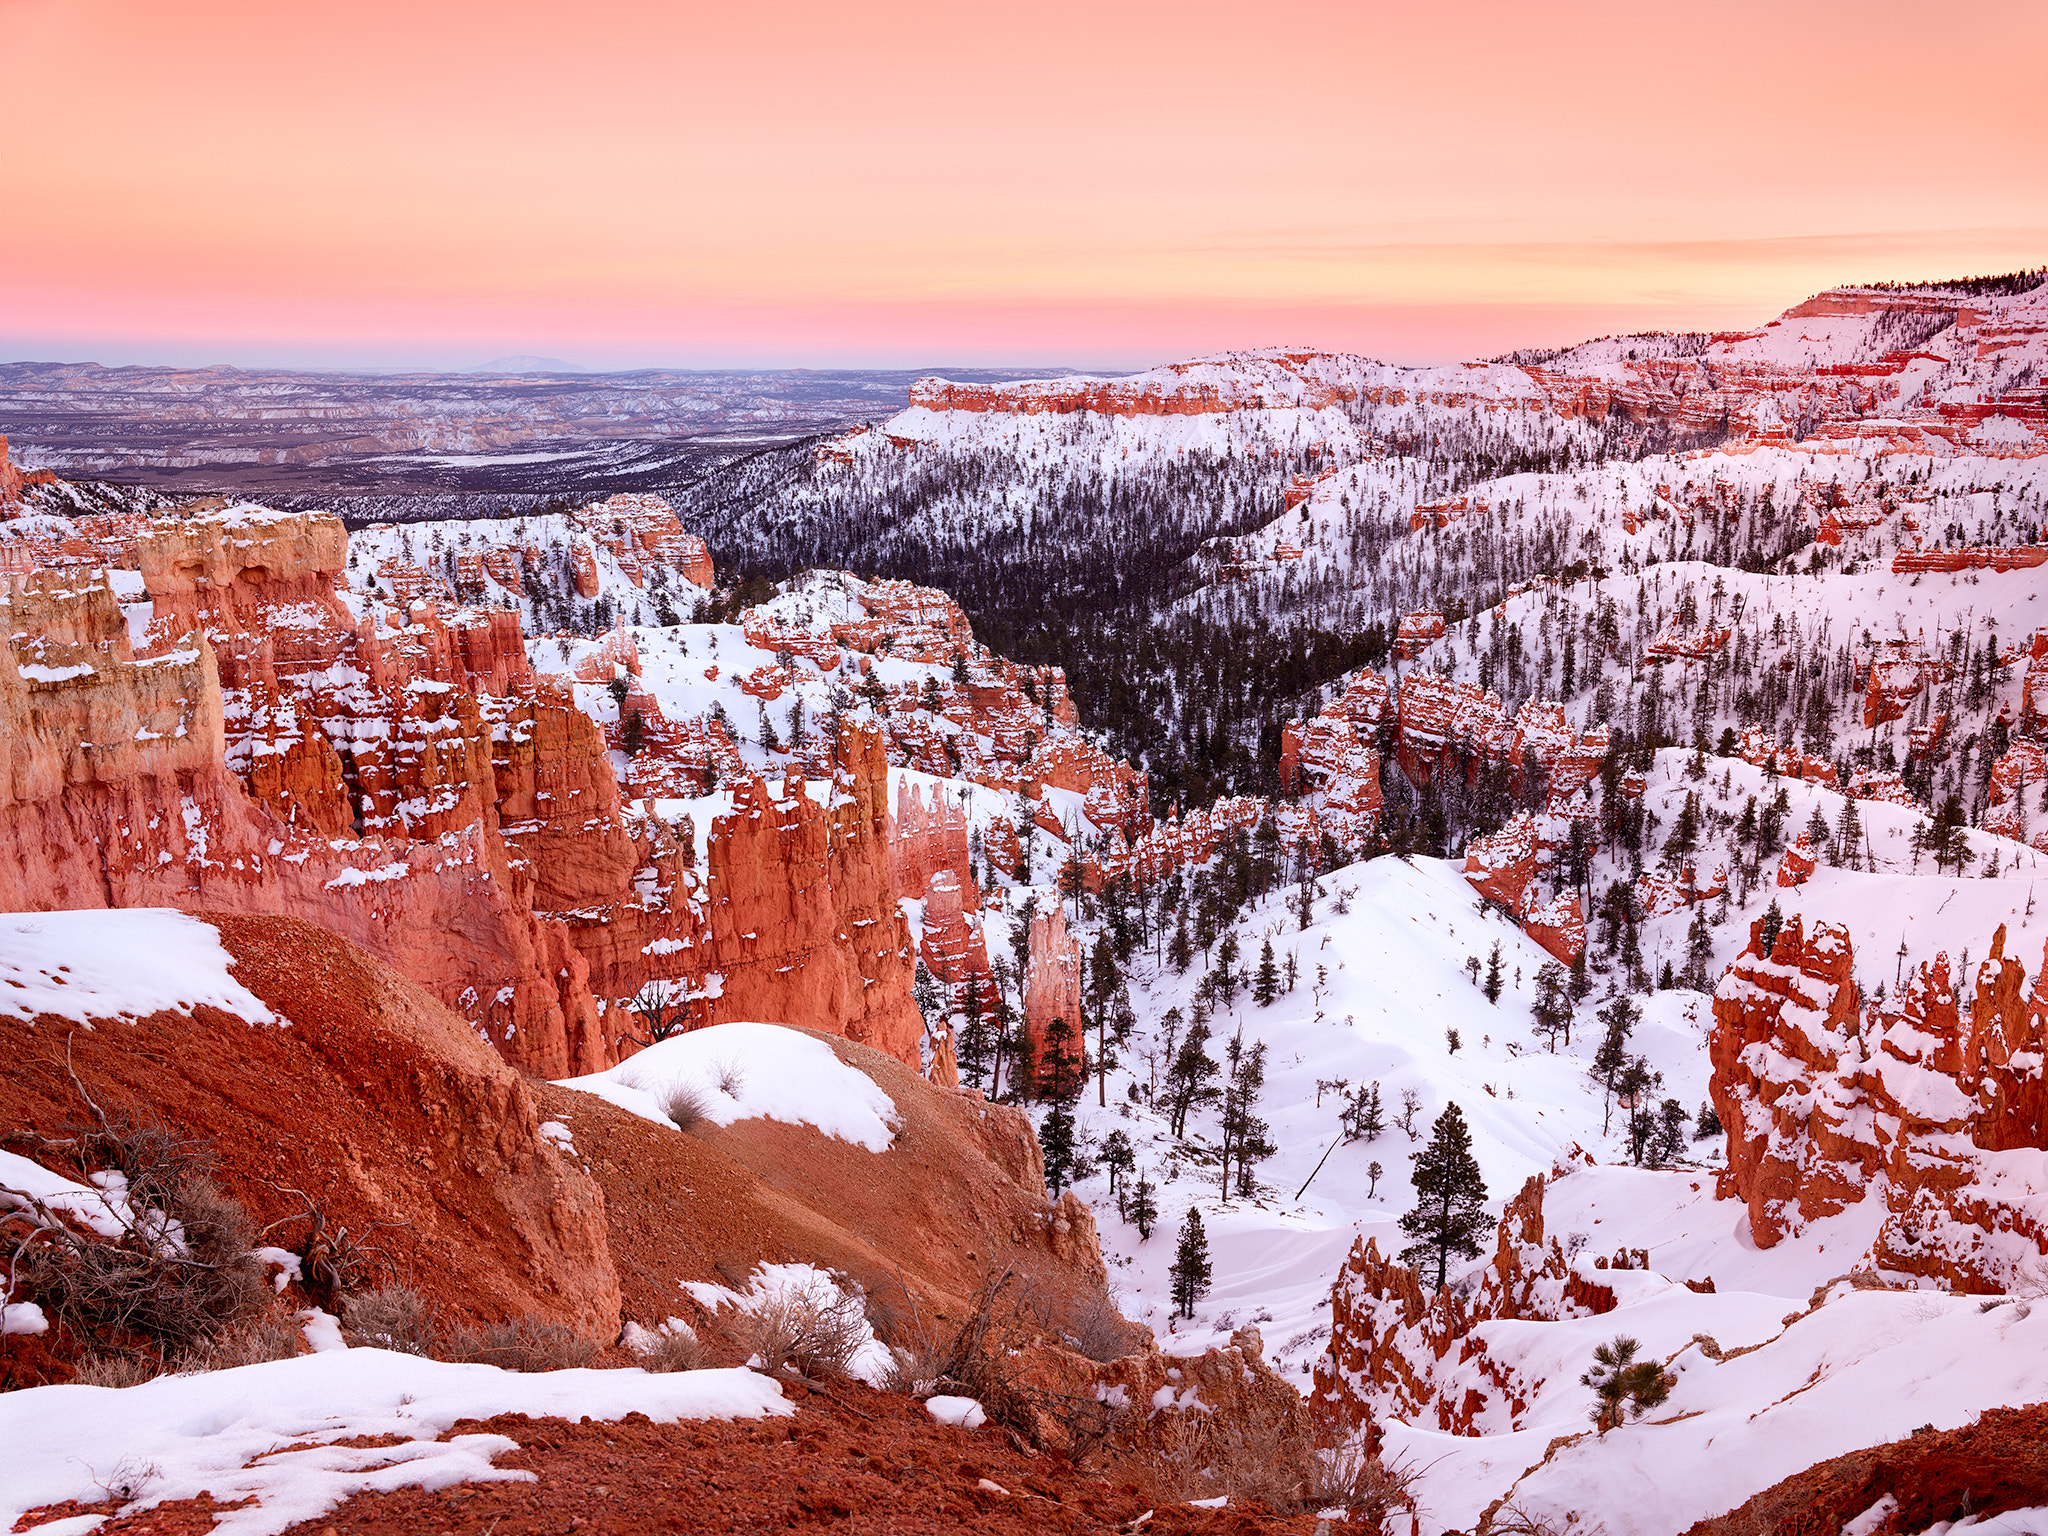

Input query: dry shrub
[1483,1499,1571,1536]
[664,1084,712,1134]
[341,1284,442,1356]
[638,1326,709,1373]
[712,1060,746,1097]
[739,1280,867,1379]
[1147,1406,1420,1525]
[1062,1289,1141,1363]
[70,1353,160,1388]
[444,1317,596,1372]
[175,1310,306,1372]
[4,1111,266,1357]
[1311,1440,1424,1534]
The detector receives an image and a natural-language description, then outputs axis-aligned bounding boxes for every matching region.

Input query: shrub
[341,1284,442,1356]
[4,1112,266,1356]
[664,1084,712,1134]
[175,1310,306,1372]
[739,1279,867,1379]
[636,1325,709,1373]
[70,1353,160,1388]
[444,1317,595,1372]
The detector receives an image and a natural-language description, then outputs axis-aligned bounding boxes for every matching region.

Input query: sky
[3,0,2044,373]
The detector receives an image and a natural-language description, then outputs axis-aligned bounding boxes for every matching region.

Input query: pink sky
[4,0,2043,371]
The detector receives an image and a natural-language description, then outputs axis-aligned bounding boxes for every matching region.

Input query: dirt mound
[1682,1400,2048,1535]
[270,1378,1324,1536]
[0,912,618,1380]
[539,1026,1116,1337]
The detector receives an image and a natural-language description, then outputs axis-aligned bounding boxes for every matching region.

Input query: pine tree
[1483,941,1504,1005]
[1531,961,1573,1052]
[1399,1102,1491,1290]
[1341,1080,1385,1142]
[1253,939,1279,1006]
[1042,1015,1084,1103]
[1169,1207,1213,1318]
[1163,1021,1222,1136]
[1581,1336,1672,1434]
[956,973,992,1091]
[1128,1169,1159,1239]
[1694,1101,1723,1140]
[1593,996,1640,1134]
[1102,1129,1135,1211]
[1039,1101,1078,1195]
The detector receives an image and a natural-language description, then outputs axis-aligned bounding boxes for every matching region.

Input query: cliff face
[1708,916,2048,1289]
[1309,1174,1617,1446]
[0,506,935,1085]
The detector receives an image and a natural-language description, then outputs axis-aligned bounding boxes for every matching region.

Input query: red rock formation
[1983,740,2048,848]
[1708,915,1869,1247]
[699,727,933,1074]
[1645,625,1731,665]
[1310,1174,1615,1445]
[1462,812,1586,962]
[1710,916,2048,1288]
[1023,901,1083,1061]
[1738,726,1839,785]
[1892,544,2048,574]
[1776,832,1819,887]
[0,434,60,513]
[1393,611,1445,659]
[572,492,713,589]
[907,352,1360,418]
[891,778,990,988]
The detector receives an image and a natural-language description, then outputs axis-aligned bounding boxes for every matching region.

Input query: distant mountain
[467,355,586,374]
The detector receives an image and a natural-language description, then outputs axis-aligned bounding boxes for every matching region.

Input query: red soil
[270,1380,1323,1536]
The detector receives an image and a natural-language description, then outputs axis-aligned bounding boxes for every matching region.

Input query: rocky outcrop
[1737,726,1839,784]
[890,779,989,989]
[1023,901,1083,1060]
[1310,1174,1615,1445]
[1463,812,1586,962]
[572,492,713,589]
[1393,611,1445,660]
[907,352,1361,418]
[1892,544,2048,574]
[1709,917,2048,1287]
[1984,739,2048,849]
[0,912,621,1349]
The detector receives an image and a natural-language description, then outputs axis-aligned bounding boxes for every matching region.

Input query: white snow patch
[0,1350,789,1536]
[0,909,277,1026]
[556,1021,899,1152]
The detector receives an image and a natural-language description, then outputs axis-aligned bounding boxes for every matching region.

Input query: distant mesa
[467,354,585,374]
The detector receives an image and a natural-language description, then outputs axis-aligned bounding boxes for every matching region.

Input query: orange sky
[3,0,2044,370]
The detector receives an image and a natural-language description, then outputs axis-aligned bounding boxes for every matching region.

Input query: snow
[677,1262,896,1386]
[1390,1285,2048,1534]
[1068,855,1716,1380]
[555,1020,901,1152]
[924,1395,986,1429]
[0,909,278,1027]
[0,1350,789,1536]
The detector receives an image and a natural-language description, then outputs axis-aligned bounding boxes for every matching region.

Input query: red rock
[1983,740,2048,848]
[1644,625,1731,665]
[1393,611,1445,660]
[1776,832,1818,887]
[1708,914,1868,1247]
[1892,544,2048,574]
[891,778,989,989]
[1310,1174,1615,1445]
[1023,901,1082,1063]
[1739,727,1839,785]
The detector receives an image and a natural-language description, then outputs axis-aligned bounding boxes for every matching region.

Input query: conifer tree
[1531,961,1573,1052]
[1593,996,1640,1134]
[1400,1102,1490,1290]
[1581,1336,1672,1434]
[956,973,992,1091]
[1101,1129,1135,1211]
[1163,1019,1221,1136]
[1483,941,1504,1004]
[1253,939,1279,1006]
[1128,1169,1159,1239]
[1039,1100,1077,1195]
[1341,1080,1385,1142]
[1169,1207,1213,1317]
